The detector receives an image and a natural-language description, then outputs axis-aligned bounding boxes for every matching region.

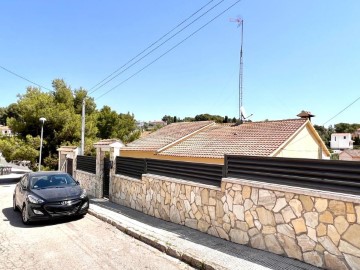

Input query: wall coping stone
[114,174,142,183]
[223,177,360,204]
[75,170,96,177]
[144,174,221,191]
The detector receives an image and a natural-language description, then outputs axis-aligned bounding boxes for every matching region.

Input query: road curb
[88,209,226,270]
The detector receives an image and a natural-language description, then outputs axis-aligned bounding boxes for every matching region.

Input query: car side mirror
[76,181,80,185]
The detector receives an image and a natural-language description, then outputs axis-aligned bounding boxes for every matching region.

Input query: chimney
[297,110,315,121]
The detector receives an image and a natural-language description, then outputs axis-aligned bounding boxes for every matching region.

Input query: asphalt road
[0,181,194,270]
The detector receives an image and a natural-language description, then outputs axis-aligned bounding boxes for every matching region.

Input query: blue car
[13,171,89,224]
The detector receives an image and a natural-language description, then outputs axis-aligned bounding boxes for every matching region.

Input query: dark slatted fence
[116,156,146,179]
[76,155,96,174]
[146,159,222,186]
[115,157,222,186]
[225,155,360,195]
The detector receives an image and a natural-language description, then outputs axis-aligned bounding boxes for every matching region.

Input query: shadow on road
[2,207,85,228]
[2,207,40,228]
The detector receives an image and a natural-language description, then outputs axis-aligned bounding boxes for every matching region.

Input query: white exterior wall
[274,125,323,159]
[0,126,12,136]
[330,133,353,150]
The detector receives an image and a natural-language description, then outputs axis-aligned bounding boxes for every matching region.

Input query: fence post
[109,145,121,200]
[95,147,105,198]
[56,146,78,174]
[223,155,228,178]
[144,158,147,174]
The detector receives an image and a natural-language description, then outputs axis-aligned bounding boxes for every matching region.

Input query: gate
[67,158,73,176]
[103,158,111,198]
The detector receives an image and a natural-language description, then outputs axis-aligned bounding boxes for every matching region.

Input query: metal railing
[0,166,12,175]
[224,155,360,195]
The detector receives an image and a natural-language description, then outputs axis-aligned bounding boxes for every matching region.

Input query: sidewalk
[89,198,319,270]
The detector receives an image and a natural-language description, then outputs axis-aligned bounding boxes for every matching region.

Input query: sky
[0,1,359,127]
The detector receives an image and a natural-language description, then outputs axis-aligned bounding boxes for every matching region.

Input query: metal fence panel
[225,155,360,195]
[115,157,222,186]
[116,156,146,179]
[76,155,96,174]
[146,159,222,186]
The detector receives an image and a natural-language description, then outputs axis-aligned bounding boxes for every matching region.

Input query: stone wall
[74,170,98,198]
[110,174,360,270]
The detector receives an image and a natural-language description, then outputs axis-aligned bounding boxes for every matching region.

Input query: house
[339,149,360,161]
[330,133,354,151]
[122,118,330,164]
[0,125,12,136]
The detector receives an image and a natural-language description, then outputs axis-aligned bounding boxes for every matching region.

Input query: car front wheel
[21,205,30,225]
[13,195,18,212]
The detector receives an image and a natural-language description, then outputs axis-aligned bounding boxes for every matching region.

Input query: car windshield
[30,174,77,189]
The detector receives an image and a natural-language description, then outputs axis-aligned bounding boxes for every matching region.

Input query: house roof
[125,121,214,151]
[340,149,360,158]
[158,119,309,158]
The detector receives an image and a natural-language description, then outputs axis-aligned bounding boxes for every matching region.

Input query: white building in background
[0,125,12,136]
[330,133,354,151]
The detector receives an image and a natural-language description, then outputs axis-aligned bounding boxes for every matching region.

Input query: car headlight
[27,194,44,204]
[80,189,87,199]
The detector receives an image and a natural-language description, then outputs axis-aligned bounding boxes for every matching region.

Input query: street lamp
[38,117,46,171]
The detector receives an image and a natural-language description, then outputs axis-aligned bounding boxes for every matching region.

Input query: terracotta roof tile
[125,121,214,151]
[158,119,307,158]
[341,149,360,158]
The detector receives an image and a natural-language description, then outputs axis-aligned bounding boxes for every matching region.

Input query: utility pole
[81,98,86,155]
[230,17,244,123]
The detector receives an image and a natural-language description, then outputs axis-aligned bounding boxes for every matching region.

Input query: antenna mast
[230,17,244,123]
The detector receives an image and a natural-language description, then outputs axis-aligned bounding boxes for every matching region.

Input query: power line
[89,0,226,95]
[89,0,216,94]
[95,0,243,101]
[323,95,360,126]
[0,65,52,91]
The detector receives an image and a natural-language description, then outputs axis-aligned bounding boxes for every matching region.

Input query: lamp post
[38,117,46,171]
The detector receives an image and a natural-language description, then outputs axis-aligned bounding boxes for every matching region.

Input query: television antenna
[230,17,245,123]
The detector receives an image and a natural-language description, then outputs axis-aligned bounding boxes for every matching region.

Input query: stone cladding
[110,174,360,269]
[75,170,98,197]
